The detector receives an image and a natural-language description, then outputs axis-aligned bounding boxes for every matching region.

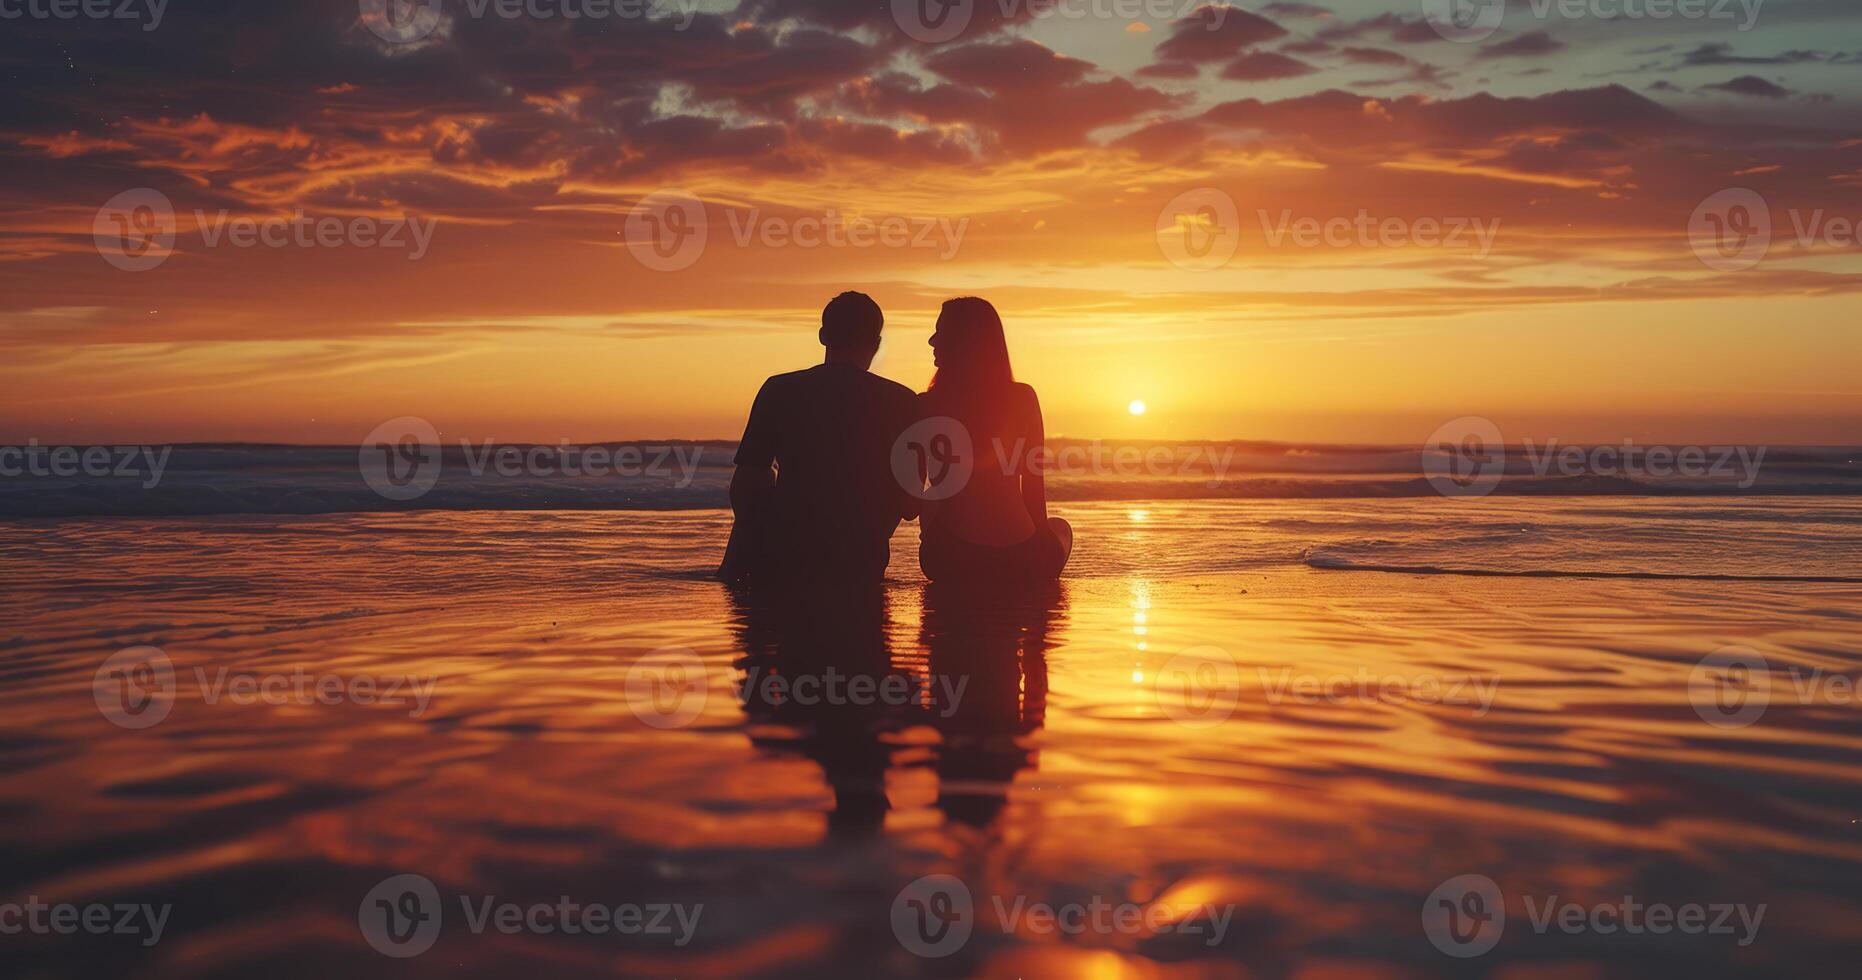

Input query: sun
[1128,399,1147,416]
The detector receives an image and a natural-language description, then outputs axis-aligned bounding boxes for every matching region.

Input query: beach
[2,498,1858,977]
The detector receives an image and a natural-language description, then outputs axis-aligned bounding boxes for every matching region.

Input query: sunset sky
[3,0,1859,445]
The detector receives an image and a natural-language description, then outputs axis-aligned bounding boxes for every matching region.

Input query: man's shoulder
[867,373,917,398]
[761,367,816,388]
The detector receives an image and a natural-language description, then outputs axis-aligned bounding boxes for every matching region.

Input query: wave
[0,442,1857,518]
[1302,551,1862,583]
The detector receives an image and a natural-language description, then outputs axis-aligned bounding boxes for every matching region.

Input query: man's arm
[893,388,923,522]
[731,381,778,515]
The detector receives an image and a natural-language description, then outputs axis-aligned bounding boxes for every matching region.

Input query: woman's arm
[1019,386,1048,527]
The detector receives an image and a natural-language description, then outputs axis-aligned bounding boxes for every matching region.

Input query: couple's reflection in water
[725,578,1067,837]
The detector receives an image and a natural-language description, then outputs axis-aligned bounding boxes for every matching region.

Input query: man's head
[820,291,883,367]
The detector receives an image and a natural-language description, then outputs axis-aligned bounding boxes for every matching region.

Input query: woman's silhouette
[918,297,1072,584]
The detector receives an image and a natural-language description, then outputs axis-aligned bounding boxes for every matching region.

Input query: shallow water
[1,499,1859,977]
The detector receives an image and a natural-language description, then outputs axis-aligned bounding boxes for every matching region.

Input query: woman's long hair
[928,297,1014,398]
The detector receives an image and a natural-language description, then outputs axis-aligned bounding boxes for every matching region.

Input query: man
[721,291,919,588]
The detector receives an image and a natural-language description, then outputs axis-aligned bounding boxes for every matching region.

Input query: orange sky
[2,0,1859,445]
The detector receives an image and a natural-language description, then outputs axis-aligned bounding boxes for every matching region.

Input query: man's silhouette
[721,292,918,588]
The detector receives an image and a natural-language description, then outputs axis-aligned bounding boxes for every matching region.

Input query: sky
[2,0,1859,446]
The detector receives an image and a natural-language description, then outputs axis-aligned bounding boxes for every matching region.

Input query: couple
[721,291,1072,591]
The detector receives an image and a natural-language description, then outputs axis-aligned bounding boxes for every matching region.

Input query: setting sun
[1128,400,1147,417]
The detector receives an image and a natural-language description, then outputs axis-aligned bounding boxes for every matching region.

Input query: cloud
[1316,13,1445,45]
[1704,75,1795,99]
[1258,2,1333,18]
[1137,61,1204,80]
[1340,47,1410,66]
[1478,30,1567,59]
[1153,4,1289,63]
[1222,51,1320,81]
[857,41,1180,155]
[1678,42,1831,66]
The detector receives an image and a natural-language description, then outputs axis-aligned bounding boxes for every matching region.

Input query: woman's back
[920,383,1039,547]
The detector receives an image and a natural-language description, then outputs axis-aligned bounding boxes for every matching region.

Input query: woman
[916,297,1072,585]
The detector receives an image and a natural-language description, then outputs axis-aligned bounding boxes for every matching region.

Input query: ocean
[1,495,1858,976]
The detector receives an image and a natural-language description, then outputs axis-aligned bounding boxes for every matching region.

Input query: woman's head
[929,297,1013,391]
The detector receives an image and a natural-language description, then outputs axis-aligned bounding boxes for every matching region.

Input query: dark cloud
[1280,39,1335,55]
[1316,12,1444,45]
[735,0,1032,43]
[1340,47,1409,66]
[1258,2,1333,17]
[1704,76,1795,99]
[1137,61,1204,80]
[852,43,1179,155]
[1678,43,1830,66]
[1478,30,1567,59]
[1153,4,1288,63]
[1221,51,1320,81]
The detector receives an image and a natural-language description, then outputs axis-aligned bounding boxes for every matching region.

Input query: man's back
[734,363,917,584]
